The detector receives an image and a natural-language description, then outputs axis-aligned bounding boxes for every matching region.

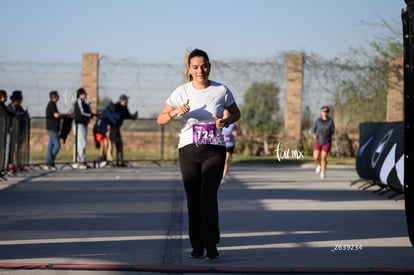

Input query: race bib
[192,123,220,145]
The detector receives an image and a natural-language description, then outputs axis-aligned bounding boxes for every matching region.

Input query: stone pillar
[386,57,404,122]
[77,53,99,163]
[82,53,99,113]
[284,54,304,145]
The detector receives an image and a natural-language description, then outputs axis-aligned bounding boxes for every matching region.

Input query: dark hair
[76,88,87,98]
[0,90,7,98]
[49,90,59,99]
[10,90,23,101]
[187,48,210,65]
[321,105,330,112]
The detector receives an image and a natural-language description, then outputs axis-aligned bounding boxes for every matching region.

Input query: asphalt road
[0,163,412,274]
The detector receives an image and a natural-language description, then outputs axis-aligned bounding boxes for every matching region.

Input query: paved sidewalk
[0,164,412,274]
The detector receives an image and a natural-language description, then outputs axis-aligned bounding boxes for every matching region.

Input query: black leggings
[179,144,226,252]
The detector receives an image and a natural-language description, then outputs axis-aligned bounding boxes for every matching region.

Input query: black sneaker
[206,246,219,261]
[189,250,205,259]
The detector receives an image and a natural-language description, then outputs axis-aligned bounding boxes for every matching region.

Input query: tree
[332,57,389,133]
[240,82,281,155]
[315,19,403,134]
[302,105,313,131]
[98,96,112,111]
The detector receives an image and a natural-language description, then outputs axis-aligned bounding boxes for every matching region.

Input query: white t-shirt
[166,80,236,148]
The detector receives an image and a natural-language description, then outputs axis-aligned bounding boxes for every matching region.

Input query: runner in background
[313,105,335,179]
[221,109,241,183]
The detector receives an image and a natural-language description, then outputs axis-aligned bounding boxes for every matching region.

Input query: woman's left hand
[213,115,226,129]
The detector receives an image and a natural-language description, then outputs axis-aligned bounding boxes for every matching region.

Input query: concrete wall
[30,127,177,157]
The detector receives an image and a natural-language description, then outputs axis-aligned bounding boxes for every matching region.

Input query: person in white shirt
[157,49,241,260]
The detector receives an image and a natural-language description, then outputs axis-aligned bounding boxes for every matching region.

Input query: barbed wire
[0,52,390,121]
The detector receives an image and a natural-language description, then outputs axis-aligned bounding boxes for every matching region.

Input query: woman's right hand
[157,100,190,125]
[178,99,190,115]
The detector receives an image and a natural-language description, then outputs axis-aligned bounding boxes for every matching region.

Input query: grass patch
[231,154,355,166]
[30,150,355,166]
[30,149,178,163]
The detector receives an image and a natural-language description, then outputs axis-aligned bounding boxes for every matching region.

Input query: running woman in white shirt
[157,49,241,260]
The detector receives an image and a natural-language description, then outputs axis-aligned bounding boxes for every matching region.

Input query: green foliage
[330,19,402,133]
[240,81,281,134]
[333,58,388,133]
[365,18,403,59]
[302,105,313,131]
[238,81,282,156]
[98,96,113,111]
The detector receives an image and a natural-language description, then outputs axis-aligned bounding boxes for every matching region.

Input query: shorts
[226,146,235,154]
[313,141,331,153]
[95,133,107,143]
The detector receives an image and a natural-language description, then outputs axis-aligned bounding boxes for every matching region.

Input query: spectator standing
[45,91,63,170]
[111,94,137,166]
[93,101,120,167]
[73,88,93,169]
[7,91,27,117]
[7,91,28,174]
[0,90,8,119]
[0,90,9,175]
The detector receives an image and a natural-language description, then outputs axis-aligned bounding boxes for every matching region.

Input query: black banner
[403,0,414,247]
[356,122,404,193]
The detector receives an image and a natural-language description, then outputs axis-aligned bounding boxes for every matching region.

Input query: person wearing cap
[7,90,27,117]
[110,94,138,166]
[7,90,29,174]
[93,101,120,167]
[45,91,62,169]
[313,105,335,179]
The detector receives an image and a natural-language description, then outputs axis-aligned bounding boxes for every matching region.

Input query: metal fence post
[160,124,165,162]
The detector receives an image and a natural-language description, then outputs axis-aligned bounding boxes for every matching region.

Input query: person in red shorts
[313,106,335,179]
[93,101,119,167]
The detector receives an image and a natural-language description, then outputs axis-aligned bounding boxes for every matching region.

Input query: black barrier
[356,122,404,194]
[0,117,7,177]
[8,116,30,170]
[403,0,414,247]
[0,115,30,176]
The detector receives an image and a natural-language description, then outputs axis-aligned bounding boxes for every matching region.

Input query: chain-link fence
[0,55,290,118]
[0,115,182,178]
[28,117,181,166]
[1,52,396,160]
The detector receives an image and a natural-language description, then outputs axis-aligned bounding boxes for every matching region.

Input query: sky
[0,0,406,63]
